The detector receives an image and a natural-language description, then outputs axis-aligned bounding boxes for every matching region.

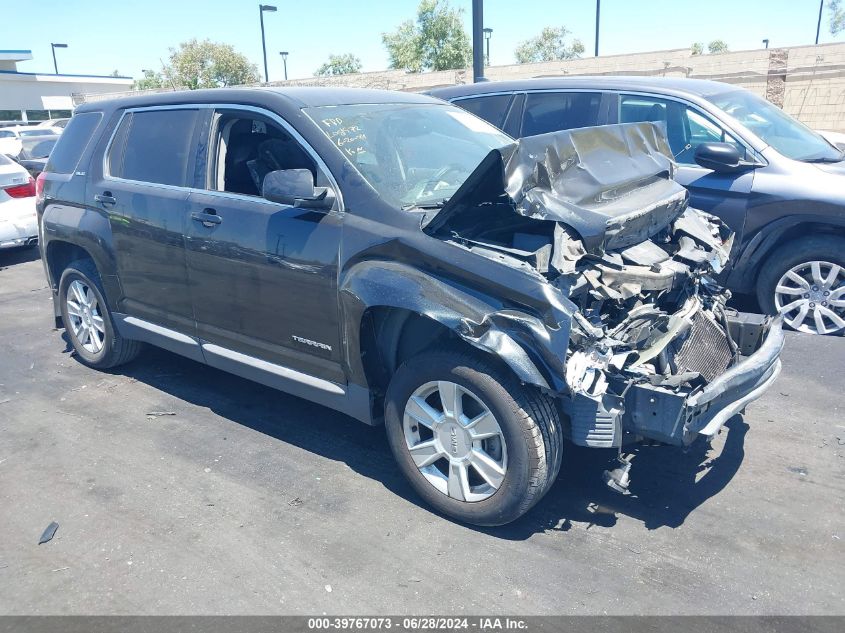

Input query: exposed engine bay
[424,122,782,455]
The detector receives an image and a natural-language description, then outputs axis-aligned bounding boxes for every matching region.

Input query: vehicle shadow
[481,418,748,539]
[0,246,40,270]
[77,344,746,539]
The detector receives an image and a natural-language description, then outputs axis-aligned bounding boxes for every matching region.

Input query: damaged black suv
[38,88,783,525]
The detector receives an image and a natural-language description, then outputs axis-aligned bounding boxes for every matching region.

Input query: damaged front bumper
[567,314,784,448]
[627,314,783,445]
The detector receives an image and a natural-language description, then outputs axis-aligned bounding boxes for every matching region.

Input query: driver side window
[208,111,319,198]
[619,94,746,165]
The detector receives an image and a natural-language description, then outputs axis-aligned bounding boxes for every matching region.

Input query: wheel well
[45,241,94,290]
[362,307,507,422]
[753,222,845,280]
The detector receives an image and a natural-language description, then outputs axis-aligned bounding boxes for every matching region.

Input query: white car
[18,126,62,137]
[0,128,23,157]
[36,118,69,130]
[0,153,38,250]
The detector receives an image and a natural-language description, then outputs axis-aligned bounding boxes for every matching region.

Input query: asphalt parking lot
[0,248,843,615]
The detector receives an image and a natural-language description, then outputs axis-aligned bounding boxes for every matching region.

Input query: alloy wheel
[774,260,845,335]
[402,380,508,503]
[66,279,106,354]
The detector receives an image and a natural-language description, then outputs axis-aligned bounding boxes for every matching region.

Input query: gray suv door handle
[191,209,222,227]
[94,192,116,206]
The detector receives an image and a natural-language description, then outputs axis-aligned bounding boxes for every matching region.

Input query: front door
[184,108,344,383]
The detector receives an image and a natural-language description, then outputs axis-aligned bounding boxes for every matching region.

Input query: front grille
[672,310,733,382]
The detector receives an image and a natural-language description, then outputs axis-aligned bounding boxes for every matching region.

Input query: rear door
[89,106,202,333]
[617,93,755,238]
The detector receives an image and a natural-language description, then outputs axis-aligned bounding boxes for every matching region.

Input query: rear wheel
[757,236,845,335]
[384,348,562,526]
[59,259,142,368]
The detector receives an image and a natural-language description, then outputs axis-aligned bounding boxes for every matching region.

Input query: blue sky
[5,0,843,80]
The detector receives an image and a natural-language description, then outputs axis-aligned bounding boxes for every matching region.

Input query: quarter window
[521,92,602,136]
[45,112,103,174]
[109,109,199,186]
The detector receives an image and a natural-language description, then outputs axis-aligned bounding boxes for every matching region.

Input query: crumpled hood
[426,122,690,254]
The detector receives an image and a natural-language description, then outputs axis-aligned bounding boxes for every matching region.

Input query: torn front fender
[340,260,574,392]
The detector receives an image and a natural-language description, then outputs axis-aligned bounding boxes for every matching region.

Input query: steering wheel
[418,163,467,199]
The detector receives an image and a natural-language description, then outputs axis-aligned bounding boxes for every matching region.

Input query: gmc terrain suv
[37,88,783,525]
[431,77,845,336]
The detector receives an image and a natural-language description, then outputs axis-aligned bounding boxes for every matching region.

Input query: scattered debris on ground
[38,522,59,545]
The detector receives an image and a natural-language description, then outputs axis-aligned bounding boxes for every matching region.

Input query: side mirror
[694,142,753,173]
[262,169,333,209]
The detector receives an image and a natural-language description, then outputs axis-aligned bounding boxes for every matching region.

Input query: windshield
[19,137,57,159]
[19,128,52,137]
[305,103,511,208]
[707,89,842,162]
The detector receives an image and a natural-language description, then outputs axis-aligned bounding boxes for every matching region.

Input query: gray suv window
[453,94,514,129]
[109,109,199,187]
[619,94,746,164]
[521,92,602,136]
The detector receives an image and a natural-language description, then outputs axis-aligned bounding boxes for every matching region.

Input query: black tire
[384,347,562,526]
[756,235,845,334]
[59,258,142,368]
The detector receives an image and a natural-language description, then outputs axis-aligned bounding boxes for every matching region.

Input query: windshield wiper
[804,153,845,163]
[402,199,448,211]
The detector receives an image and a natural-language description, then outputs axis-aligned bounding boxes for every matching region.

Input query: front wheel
[757,236,845,335]
[384,348,562,526]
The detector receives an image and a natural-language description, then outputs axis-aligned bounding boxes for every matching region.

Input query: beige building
[75,42,845,133]
[0,49,133,123]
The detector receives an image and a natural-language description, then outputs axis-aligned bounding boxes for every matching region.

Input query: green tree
[382,0,471,73]
[707,39,729,54]
[514,26,585,64]
[832,0,845,35]
[315,53,363,76]
[133,69,165,90]
[166,39,260,89]
[691,40,729,55]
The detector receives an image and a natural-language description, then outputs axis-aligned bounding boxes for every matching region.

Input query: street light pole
[280,51,288,81]
[259,4,277,82]
[483,28,492,66]
[595,0,601,57]
[763,39,770,49]
[51,43,68,74]
[471,0,484,82]
[816,0,824,45]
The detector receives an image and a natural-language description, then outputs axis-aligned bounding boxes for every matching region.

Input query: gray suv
[37,87,782,525]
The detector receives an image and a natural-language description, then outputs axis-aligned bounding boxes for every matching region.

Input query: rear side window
[109,109,199,187]
[453,94,514,130]
[45,112,103,174]
[521,92,602,136]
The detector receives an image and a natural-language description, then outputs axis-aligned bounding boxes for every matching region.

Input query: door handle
[94,192,116,206]
[191,208,222,227]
